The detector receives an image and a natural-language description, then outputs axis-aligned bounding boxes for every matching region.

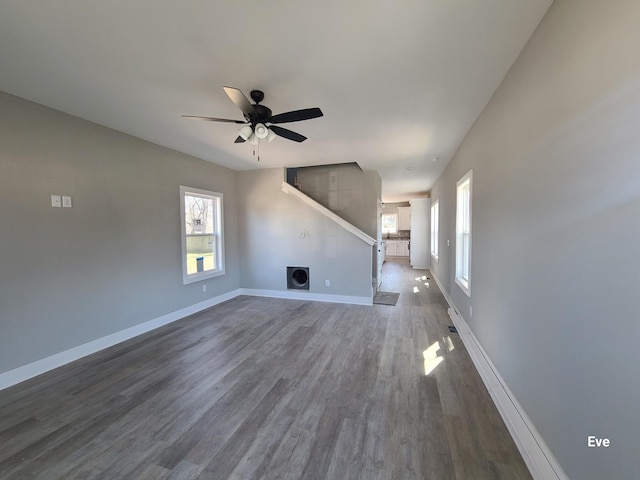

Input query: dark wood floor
[0,259,532,479]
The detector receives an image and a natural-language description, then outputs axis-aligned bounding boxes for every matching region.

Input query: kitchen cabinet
[398,239,410,257]
[386,241,397,257]
[397,207,411,230]
[385,239,409,257]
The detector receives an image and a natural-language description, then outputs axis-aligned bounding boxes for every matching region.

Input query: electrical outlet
[202,284,207,293]
[325,280,330,287]
[62,195,72,208]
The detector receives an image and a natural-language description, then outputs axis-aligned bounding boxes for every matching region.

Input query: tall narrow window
[455,171,472,296]
[430,199,439,261]
[180,186,224,284]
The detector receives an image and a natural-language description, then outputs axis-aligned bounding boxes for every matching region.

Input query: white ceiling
[0,0,552,202]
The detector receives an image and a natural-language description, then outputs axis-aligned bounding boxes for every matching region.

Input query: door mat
[373,291,400,306]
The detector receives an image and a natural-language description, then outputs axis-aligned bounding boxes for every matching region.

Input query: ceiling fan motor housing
[250,104,272,124]
[250,90,265,103]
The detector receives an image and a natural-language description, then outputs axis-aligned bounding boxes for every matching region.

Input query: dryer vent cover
[287,266,310,290]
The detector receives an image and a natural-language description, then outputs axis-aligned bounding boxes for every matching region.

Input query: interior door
[376,199,383,289]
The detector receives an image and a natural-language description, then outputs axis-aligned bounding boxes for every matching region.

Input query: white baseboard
[0,289,242,391]
[430,272,568,480]
[0,287,373,391]
[240,288,373,306]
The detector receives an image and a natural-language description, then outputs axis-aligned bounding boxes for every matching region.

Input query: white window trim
[455,170,472,297]
[180,186,225,285]
[430,199,439,262]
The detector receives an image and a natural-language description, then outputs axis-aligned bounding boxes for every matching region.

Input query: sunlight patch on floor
[423,342,444,375]
[414,275,430,291]
[423,337,455,375]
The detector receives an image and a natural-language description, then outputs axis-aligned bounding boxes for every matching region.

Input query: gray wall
[0,92,240,374]
[430,1,640,478]
[237,168,373,299]
[295,164,381,238]
[293,165,381,284]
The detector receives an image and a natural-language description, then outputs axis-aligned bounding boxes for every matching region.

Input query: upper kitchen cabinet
[397,206,411,231]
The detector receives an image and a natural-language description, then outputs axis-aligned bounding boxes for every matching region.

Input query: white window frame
[381,213,399,234]
[455,170,472,297]
[180,186,225,285]
[430,199,439,261]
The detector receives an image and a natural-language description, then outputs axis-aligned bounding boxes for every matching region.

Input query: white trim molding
[0,287,373,391]
[431,271,568,480]
[281,181,376,246]
[240,288,373,306]
[0,289,242,391]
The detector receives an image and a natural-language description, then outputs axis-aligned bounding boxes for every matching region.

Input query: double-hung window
[455,171,472,296]
[180,186,225,284]
[430,199,439,261]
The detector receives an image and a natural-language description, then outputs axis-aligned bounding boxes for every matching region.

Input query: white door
[410,198,431,268]
[376,199,383,289]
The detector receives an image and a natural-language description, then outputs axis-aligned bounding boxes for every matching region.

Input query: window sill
[183,268,225,285]
[455,276,471,297]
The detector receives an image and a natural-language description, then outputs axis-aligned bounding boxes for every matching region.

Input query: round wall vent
[287,266,310,290]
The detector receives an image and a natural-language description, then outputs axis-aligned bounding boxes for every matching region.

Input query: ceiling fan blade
[182,115,246,124]
[223,86,256,118]
[270,125,307,142]
[270,107,323,124]
[234,136,246,143]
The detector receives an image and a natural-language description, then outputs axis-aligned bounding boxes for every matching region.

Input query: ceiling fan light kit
[183,86,323,159]
[238,125,253,141]
[254,123,269,139]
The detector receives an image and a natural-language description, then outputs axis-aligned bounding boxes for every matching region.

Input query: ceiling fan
[183,86,323,145]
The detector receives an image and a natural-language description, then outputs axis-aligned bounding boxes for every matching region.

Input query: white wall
[409,198,430,269]
[430,1,640,478]
[237,168,374,301]
[0,92,241,374]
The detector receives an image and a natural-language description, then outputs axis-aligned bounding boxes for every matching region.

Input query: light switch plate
[51,195,61,207]
[62,195,72,208]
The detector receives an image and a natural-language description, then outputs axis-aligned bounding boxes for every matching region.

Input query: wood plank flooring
[0,259,532,479]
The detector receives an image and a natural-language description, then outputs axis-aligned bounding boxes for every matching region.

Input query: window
[381,213,398,234]
[430,199,439,261]
[180,186,224,284]
[455,171,472,296]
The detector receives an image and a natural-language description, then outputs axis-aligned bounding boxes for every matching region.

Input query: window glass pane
[382,214,398,234]
[462,233,470,279]
[185,235,216,275]
[185,195,214,235]
[431,200,439,258]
